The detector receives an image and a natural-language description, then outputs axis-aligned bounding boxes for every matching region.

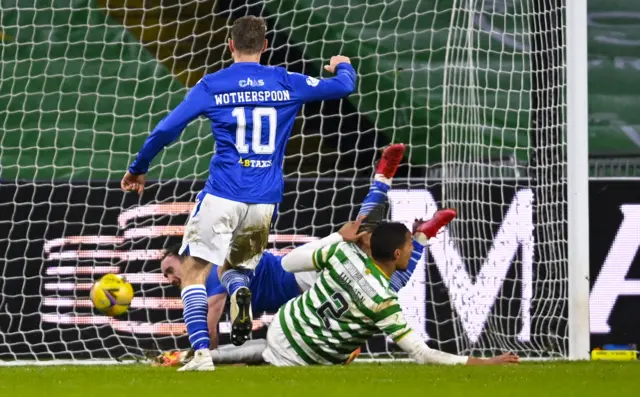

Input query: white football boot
[177,348,215,371]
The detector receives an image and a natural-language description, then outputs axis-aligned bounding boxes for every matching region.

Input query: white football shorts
[262,313,309,367]
[180,192,275,270]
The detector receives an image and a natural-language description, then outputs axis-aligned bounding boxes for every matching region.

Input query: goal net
[0,0,581,363]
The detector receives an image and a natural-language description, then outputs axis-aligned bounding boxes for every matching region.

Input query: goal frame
[566,0,591,360]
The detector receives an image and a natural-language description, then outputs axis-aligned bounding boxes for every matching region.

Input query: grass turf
[0,362,637,396]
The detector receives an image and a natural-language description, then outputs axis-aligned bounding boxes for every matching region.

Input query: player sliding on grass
[190,214,456,366]
[262,221,521,366]
[121,15,356,368]
[173,216,515,367]
[159,213,456,366]
[157,144,476,367]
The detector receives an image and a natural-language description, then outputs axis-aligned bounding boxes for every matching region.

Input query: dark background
[588,181,640,349]
[0,179,638,360]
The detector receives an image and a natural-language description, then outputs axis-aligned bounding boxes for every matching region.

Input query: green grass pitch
[1,362,637,396]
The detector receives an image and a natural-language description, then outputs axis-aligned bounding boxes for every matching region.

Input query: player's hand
[121,171,146,195]
[324,55,351,74]
[485,352,520,365]
[466,352,519,365]
[338,216,368,242]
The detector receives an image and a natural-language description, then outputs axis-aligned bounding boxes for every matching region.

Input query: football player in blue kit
[122,15,356,370]
[160,145,458,366]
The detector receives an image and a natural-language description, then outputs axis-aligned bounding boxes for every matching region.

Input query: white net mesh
[439,0,568,358]
[0,0,570,362]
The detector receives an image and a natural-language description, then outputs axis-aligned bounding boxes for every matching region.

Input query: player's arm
[280,217,367,273]
[396,332,520,365]
[390,211,458,292]
[280,234,343,273]
[204,265,228,348]
[122,80,211,193]
[207,293,226,349]
[373,302,468,365]
[375,304,519,365]
[286,56,356,103]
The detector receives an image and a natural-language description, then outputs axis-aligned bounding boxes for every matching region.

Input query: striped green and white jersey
[277,241,412,365]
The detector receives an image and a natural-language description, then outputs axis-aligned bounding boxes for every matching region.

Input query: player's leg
[220,203,275,346]
[413,208,457,243]
[357,143,405,224]
[290,145,406,295]
[389,209,457,292]
[219,262,252,346]
[177,193,246,371]
[210,339,268,365]
[178,256,214,371]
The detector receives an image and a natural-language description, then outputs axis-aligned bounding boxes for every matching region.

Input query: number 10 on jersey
[232,107,277,155]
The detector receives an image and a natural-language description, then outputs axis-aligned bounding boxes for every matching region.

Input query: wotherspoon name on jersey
[214,90,291,105]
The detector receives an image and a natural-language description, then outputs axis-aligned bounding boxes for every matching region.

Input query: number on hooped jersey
[232,107,276,154]
[317,292,348,328]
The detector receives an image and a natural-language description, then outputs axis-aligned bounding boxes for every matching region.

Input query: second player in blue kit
[121,15,356,370]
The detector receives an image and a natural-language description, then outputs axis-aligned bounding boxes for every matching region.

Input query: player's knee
[226,228,269,269]
[225,251,261,270]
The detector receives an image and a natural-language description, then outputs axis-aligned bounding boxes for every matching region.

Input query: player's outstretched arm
[395,331,469,365]
[389,211,458,292]
[377,303,520,365]
[207,293,226,348]
[122,80,211,193]
[395,331,519,365]
[396,331,520,365]
[376,305,469,365]
[286,55,356,102]
[280,234,343,273]
[280,217,367,273]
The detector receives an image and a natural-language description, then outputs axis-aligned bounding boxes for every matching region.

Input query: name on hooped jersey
[214,90,291,105]
[341,259,378,300]
[339,272,365,305]
[238,157,273,168]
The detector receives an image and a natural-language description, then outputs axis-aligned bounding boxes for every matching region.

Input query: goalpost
[0,0,590,364]
[565,0,590,361]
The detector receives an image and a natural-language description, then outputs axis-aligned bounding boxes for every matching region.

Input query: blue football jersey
[129,62,356,204]
[205,251,301,314]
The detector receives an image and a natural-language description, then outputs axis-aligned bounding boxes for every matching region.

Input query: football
[89,274,134,317]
